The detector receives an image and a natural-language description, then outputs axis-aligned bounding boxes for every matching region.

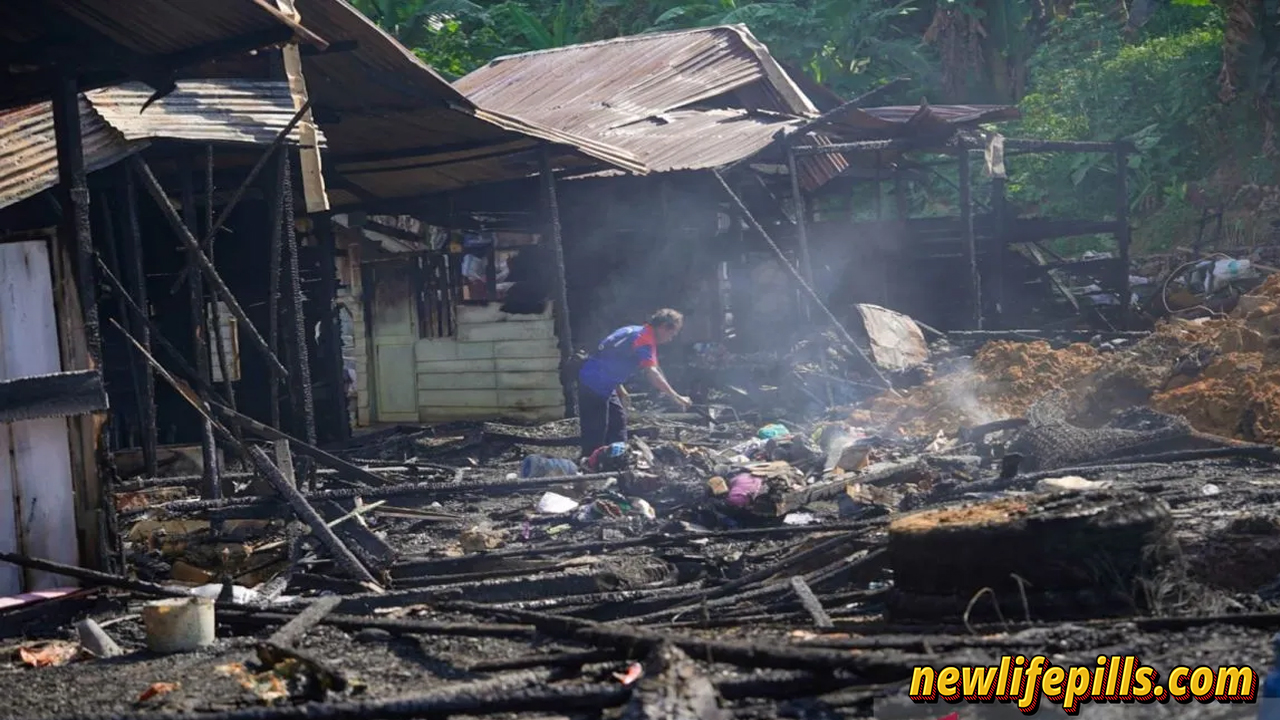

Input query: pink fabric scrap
[726,473,764,508]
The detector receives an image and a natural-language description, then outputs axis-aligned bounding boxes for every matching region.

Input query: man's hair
[649,308,683,328]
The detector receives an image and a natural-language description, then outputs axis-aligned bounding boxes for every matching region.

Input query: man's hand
[673,394,693,410]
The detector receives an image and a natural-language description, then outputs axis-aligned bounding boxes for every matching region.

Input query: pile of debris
[6,307,1280,718]
[855,275,1280,445]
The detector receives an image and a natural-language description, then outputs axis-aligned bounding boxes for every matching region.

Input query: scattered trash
[726,473,764,508]
[757,423,790,440]
[459,525,507,552]
[782,512,818,526]
[76,618,124,659]
[613,662,644,685]
[16,641,80,668]
[520,455,579,479]
[536,492,581,515]
[136,682,180,703]
[142,597,215,653]
[1202,483,1222,496]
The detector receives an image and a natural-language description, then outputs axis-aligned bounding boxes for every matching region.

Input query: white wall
[0,240,79,593]
[415,304,565,422]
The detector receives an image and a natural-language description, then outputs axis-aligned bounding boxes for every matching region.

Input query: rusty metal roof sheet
[288,0,643,207]
[0,0,324,109]
[85,80,326,148]
[600,109,800,173]
[455,25,818,138]
[823,103,1021,137]
[0,97,139,211]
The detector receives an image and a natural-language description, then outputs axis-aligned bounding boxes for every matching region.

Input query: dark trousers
[579,385,627,457]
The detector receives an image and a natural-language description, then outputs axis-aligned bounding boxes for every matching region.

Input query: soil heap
[854,274,1280,442]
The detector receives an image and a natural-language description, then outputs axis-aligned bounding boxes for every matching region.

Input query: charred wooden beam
[280,153,318,456]
[313,217,349,442]
[129,155,290,379]
[1115,148,1133,329]
[51,73,102,367]
[267,147,286,429]
[122,167,158,476]
[0,552,186,598]
[785,146,816,321]
[957,144,982,329]
[789,577,834,629]
[0,370,107,423]
[181,156,220,506]
[539,147,577,417]
[209,402,390,488]
[205,145,238,413]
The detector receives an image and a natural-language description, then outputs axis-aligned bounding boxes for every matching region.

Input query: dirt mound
[854,279,1280,441]
[851,341,1105,436]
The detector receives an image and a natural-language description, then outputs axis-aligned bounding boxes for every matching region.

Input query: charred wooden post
[51,74,101,367]
[123,167,159,476]
[266,148,287,429]
[538,147,577,418]
[128,156,290,379]
[1115,148,1132,330]
[280,153,317,462]
[97,194,141,451]
[205,144,237,413]
[785,146,816,322]
[313,216,349,442]
[244,445,379,587]
[957,147,983,329]
[990,174,1008,328]
[181,157,220,506]
[712,170,894,392]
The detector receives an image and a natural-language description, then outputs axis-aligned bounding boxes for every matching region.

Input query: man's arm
[643,366,691,409]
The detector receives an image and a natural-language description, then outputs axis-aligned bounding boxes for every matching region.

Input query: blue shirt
[578,325,658,396]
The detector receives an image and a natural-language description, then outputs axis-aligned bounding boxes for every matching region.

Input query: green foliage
[349,0,1280,254]
[1009,6,1225,237]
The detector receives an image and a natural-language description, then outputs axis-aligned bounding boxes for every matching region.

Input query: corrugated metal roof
[0,0,323,109]
[455,25,818,138]
[599,109,797,173]
[0,97,140,211]
[290,0,644,206]
[837,103,1021,133]
[453,26,847,189]
[85,80,326,148]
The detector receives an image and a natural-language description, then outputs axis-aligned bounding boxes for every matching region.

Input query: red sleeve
[635,327,658,369]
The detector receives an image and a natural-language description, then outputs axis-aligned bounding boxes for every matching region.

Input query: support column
[785,146,816,321]
[314,216,350,442]
[538,147,577,419]
[957,147,983,330]
[266,148,287,429]
[181,157,220,505]
[205,145,238,414]
[123,167,158,476]
[279,153,317,484]
[52,74,101,366]
[990,175,1008,328]
[1115,147,1132,330]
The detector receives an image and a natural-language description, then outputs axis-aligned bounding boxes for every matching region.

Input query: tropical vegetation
[351,0,1280,250]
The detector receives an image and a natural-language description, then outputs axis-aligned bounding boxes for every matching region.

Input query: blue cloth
[578,325,657,396]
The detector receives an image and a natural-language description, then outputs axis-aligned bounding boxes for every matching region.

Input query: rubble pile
[855,275,1280,444]
[6,313,1280,718]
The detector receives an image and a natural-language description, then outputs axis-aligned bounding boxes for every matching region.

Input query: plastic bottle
[1261,632,1280,719]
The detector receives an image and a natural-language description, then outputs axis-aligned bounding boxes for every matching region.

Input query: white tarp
[854,304,929,371]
